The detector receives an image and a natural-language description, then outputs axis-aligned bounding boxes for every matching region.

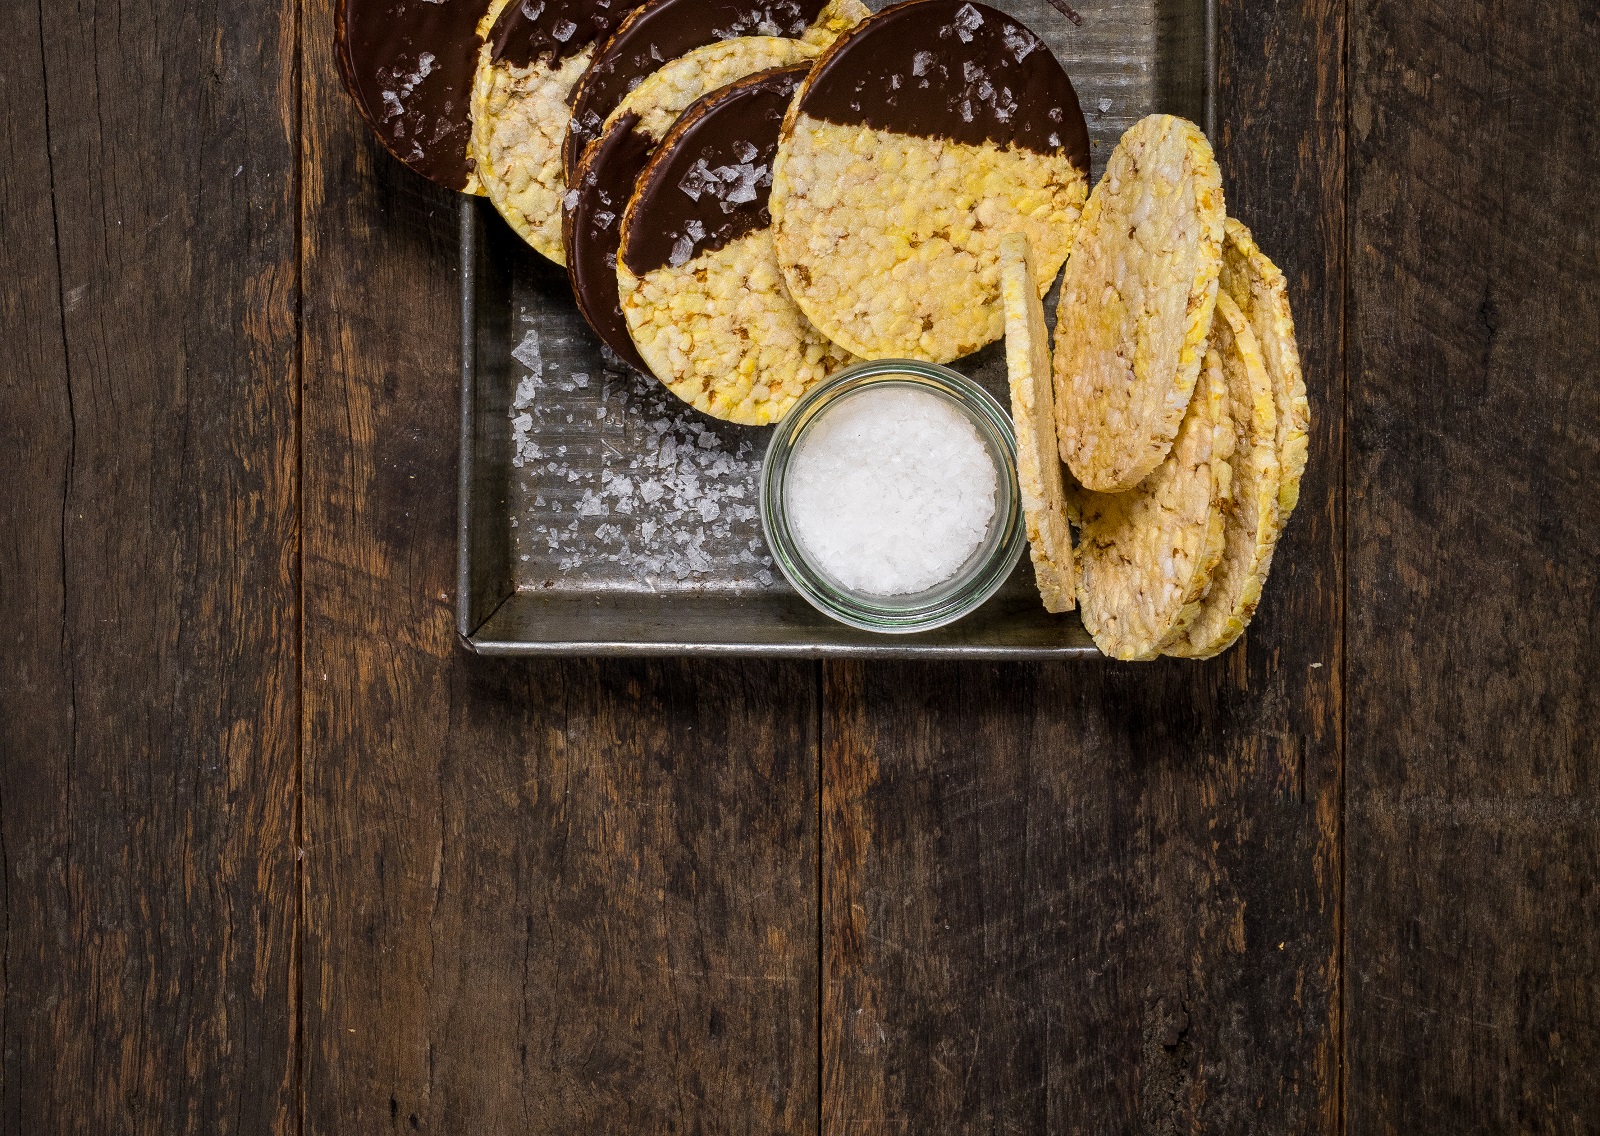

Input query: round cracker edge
[1221,215,1310,519]
[564,113,655,374]
[1076,346,1234,659]
[1164,290,1282,659]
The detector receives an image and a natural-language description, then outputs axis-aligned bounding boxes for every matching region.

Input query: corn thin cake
[617,66,853,425]
[564,36,819,371]
[1220,217,1310,517]
[999,232,1075,613]
[470,0,645,262]
[770,0,1090,363]
[337,0,486,192]
[562,0,867,183]
[1054,114,1225,492]
[1076,348,1234,660]
[1165,291,1281,658]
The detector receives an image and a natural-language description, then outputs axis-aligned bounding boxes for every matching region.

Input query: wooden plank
[298,4,821,1128]
[0,0,300,1127]
[820,0,1346,1127]
[1346,0,1600,1127]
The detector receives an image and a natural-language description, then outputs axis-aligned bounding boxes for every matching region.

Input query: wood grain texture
[1346,0,1600,1128]
[820,0,1346,1129]
[298,3,821,1128]
[0,0,300,1128]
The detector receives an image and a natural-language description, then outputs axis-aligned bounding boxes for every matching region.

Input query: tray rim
[457,0,1216,658]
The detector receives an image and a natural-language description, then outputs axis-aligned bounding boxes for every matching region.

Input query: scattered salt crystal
[551,18,576,40]
[911,50,934,77]
[506,320,772,589]
[668,234,695,268]
[512,329,543,374]
[785,387,998,596]
[1048,132,1062,148]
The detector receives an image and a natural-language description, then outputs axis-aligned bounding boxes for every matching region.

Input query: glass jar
[760,359,1025,634]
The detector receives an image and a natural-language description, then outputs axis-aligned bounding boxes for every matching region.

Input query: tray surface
[460,0,1213,656]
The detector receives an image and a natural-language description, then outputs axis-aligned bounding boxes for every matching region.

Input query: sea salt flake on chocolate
[379,52,437,122]
[723,163,765,206]
[551,18,577,40]
[952,3,984,41]
[911,50,935,77]
[1001,23,1039,61]
[679,158,720,200]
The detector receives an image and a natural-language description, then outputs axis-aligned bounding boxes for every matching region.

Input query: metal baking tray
[457,0,1215,657]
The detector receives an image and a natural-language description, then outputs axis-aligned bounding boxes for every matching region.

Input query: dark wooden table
[3,0,1596,1129]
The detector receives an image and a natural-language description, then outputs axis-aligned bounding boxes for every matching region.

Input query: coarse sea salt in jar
[786,387,997,595]
[760,360,1026,634]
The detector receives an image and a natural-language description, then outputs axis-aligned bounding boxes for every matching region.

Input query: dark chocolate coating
[488,0,643,70]
[562,0,834,182]
[621,66,806,278]
[564,114,655,373]
[335,0,483,190]
[798,0,1089,168]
